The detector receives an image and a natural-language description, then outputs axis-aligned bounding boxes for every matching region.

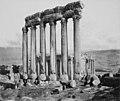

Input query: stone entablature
[25,1,84,27]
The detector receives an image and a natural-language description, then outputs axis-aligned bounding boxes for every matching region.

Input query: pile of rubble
[0,66,120,101]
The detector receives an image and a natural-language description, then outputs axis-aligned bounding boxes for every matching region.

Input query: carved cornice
[25,1,84,27]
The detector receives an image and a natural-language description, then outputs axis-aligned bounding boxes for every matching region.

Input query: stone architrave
[73,15,81,77]
[49,20,56,74]
[61,18,68,75]
[22,27,28,73]
[40,21,46,74]
[30,25,37,74]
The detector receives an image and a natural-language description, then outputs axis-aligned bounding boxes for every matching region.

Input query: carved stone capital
[30,25,36,30]
[73,14,81,21]
[40,21,46,28]
[49,20,56,26]
[61,17,67,24]
[22,27,28,33]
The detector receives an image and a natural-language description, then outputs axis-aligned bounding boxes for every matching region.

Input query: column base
[39,73,46,81]
[49,73,57,81]
[74,73,82,81]
[60,74,69,83]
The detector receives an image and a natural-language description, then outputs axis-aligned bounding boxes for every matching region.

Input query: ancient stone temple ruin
[22,1,95,80]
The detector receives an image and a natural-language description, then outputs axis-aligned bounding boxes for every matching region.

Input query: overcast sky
[0,0,120,52]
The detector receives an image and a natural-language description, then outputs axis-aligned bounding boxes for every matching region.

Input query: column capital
[31,25,36,30]
[61,17,68,24]
[22,26,28,33]
[49,20,56,26]
[73,14,81,21]
[40,21,46,28]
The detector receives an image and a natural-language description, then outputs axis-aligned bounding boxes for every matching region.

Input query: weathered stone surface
[25,1,84,26]
[70,80,76,88]
[39,74,46,81]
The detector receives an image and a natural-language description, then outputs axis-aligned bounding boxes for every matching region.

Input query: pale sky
[0,0,120,52]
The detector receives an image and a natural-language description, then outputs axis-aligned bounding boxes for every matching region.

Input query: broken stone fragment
[91,74,100,86]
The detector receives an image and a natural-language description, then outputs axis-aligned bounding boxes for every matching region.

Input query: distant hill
[85,49,120,73]
[0,47,119,73]
[0,47,22,65]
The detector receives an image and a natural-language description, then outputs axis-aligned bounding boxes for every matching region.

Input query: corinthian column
[22,26,28,73]
[30,25,37,74]
[61,18,68,75]
[73,15,81,78]
[49,20,56,75]
[40,21,46,74]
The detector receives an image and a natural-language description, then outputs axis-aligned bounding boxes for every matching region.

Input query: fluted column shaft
[30,25,37,74]
[73,15,81,75]
[22,27,28,73]
[50,21,56,74]
[70,57,74,80]
[60,59,62,76]
[61,18,68,74]
[40,22,46,74]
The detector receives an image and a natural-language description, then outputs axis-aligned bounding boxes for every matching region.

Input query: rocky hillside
[86,49,120,73]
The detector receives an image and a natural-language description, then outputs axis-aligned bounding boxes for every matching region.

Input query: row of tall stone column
[22,15,81,79]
